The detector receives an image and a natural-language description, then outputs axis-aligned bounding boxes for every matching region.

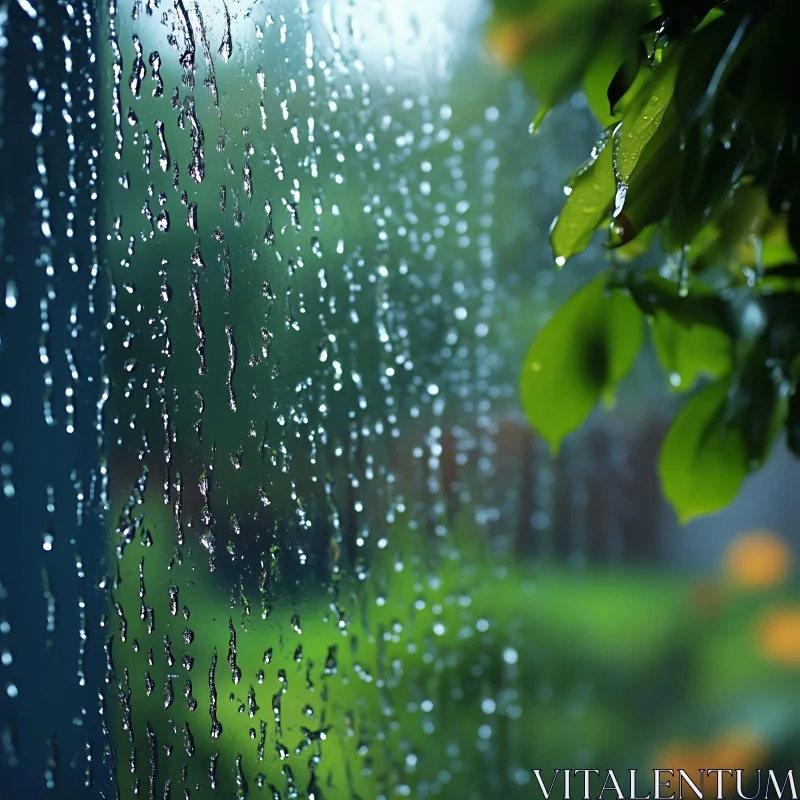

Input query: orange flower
[710,729,767,771]
[723,529,792,589]
[757,607,800,665]
[654,730,766,798]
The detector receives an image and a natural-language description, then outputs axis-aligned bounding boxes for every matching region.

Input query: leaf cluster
[488,0,800,521]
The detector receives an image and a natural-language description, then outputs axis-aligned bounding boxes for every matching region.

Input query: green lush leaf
[651,312,732,393]
[550,128,615,263]
[606,44,645,115]
[659,377,750,524]
[614,270,733,334]
[673,9,755,133]
[529,104,550,134]
[658,0,725,42]
[665,136,746,246]
[612,56,679,189]
[762,213,800,272]
[486,0,652,110]
[501,0,800,521]
[610,126,682,245]
[737,5,798,153]
[519,32,595,112]
[702,184,772,273]
[681,221,722,271]
[520,274,643,453]
[610,58,683,244]
[582,45,625,127]
[786,385,800,458]
[583,37,647,126]
[723,345,787,467]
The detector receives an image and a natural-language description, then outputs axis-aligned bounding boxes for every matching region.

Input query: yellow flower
[723,529,792,589]
[757,607,800,666]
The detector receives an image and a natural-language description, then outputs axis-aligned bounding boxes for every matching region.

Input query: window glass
[3,1,799,799]
[97,3,587,796]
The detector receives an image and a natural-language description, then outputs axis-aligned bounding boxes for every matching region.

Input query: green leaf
[550,128,615,264]
[682,221,722,271]
[612,56,679,189]
[610,57,683,244]
[724,350,787,468]
[698,185,772,272]
[658,1,724,38]
[610,126,683,246]
[787,385,800,458]
[614,270,732,334]
[606,43,645,116]
[673,9,754,132]
[518,30,597,112]
[529,104,550,134]
[758,214,799,269]
[520,274,644,453]
[659,377,749,524]
[651,312,732,393]
[665,136,746,246]
[582,47,624,127]
[737,6,797,154]
[756,293,800,364]
[583,37,647,127]
[486,0,652,110]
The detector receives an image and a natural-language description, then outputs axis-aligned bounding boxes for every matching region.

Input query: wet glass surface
[3,1,800,798]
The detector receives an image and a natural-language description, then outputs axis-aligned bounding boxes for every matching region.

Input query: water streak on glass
[0,0,636,796]
[96,1,576,797]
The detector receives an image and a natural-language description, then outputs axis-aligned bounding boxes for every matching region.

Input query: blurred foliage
[110,500,800,797]
[488,0,800,522]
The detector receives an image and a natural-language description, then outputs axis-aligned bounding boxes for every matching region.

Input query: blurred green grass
[108,498,800,798]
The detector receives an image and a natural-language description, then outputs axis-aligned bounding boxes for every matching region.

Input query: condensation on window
[99,2,575,796]
[0,0,655,798]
